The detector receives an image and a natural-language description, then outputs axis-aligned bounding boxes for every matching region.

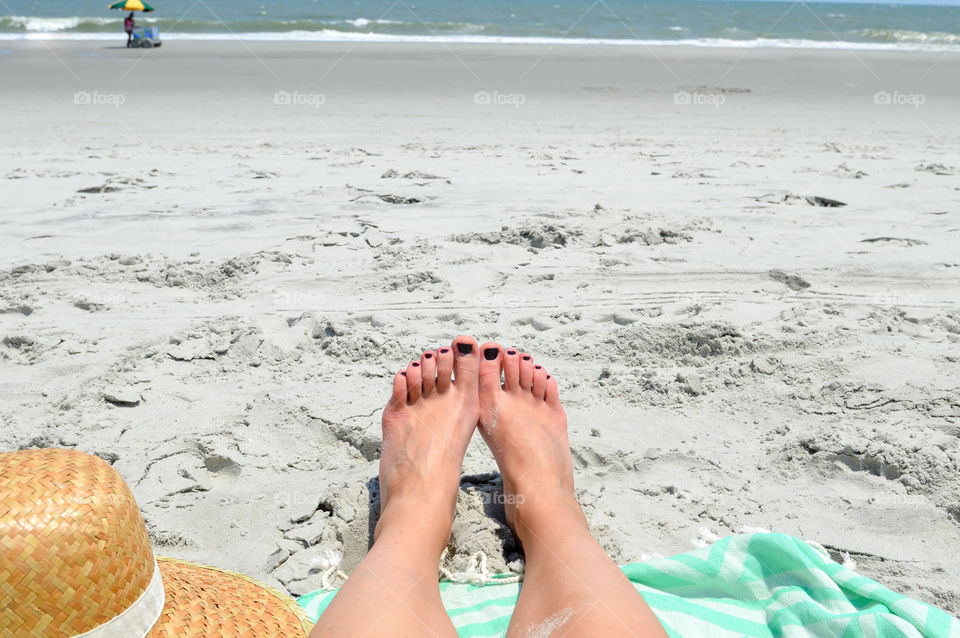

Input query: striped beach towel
[298,533,959,637]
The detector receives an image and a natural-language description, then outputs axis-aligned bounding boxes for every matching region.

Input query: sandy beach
[1,40,958,612]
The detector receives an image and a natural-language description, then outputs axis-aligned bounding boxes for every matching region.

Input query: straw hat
[0,448,315,637]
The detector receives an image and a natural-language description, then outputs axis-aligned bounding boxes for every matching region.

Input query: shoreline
[2,38,957,63]
[2,33,960,53]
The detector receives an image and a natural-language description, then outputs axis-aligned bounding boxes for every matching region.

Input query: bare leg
[310,337,482,638]
[477,343,668,638]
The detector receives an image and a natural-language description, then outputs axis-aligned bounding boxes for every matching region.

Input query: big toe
[479,342,503,395]
[451,335,480,389]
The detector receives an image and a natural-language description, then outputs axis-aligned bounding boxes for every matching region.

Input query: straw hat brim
[149,558,314,637]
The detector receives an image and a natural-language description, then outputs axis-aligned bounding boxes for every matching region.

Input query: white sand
[1,41,958,611]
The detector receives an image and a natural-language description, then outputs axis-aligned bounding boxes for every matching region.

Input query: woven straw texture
[151,559,314,637]
[0,449,155,637]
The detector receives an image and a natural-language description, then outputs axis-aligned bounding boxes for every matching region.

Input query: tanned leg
[310,337,482,638]
[477,343,668,638]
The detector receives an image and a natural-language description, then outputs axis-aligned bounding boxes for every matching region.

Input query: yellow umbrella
[108,0,155,11]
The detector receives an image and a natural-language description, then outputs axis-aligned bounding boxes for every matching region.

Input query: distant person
[124,12,135,47]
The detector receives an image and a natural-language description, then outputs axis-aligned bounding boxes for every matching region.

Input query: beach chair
[131,26,162,48]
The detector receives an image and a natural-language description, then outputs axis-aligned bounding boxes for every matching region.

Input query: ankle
[513,493,589,548]
[375,499,453,556]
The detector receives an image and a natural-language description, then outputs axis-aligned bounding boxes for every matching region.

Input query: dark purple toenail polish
[484,347,499,360]
[412,362,420,367]
[535,365,542,369]
[522,355,531,361]
[400,371,406,376]
[424,352,433,359]
[457,343,473,355]
[440,348,449,354]
[546,375,551,379]
[507,350,517,355]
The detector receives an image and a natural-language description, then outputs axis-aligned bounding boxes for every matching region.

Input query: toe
[436,346,454,393]
[532,364,547,399]
[420,350,437,396]
[545,374,560,404]
[479,342,503,395]
[390,370,407,405]
[405,360,422,403]
[518,353,534,391]
[451,335,480,387]
[503,347,520,389]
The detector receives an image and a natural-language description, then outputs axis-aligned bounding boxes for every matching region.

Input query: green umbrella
[108,0,154,12]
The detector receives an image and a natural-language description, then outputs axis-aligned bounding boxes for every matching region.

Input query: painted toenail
[424,352,433,359]
[507,350,517,355]
[483,347,499,360]
[400,371,406,376]
[534,365,542,369]
[440,348,449,353]
[412,362,420,367]
[546,375,551,379]
[457,343,473,355]
[522,355,531,361]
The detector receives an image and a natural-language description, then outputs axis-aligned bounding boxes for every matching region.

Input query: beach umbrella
[108,0,154,11]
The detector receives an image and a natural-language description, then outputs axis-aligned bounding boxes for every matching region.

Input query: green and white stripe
[298,533,959,637]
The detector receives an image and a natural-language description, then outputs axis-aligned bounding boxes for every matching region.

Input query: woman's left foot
[376,335,481,553]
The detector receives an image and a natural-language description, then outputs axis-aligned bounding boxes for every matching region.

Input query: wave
[2,15,958,52]
[338,19,405,27]
[2,30,959,52]
[854,28,960,45]
[1,16,117,32]
[0,15,487,34]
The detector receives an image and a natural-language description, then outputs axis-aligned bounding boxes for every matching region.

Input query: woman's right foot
[476,343,587,547]
[377,336,481,555]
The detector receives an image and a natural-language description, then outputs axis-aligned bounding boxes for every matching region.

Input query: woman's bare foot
[376,335,481,553]
[311,339,479,638]
[477,343,667,638]
[476,343,586,546]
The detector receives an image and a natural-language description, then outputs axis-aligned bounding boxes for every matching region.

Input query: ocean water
[1,0,959,50]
